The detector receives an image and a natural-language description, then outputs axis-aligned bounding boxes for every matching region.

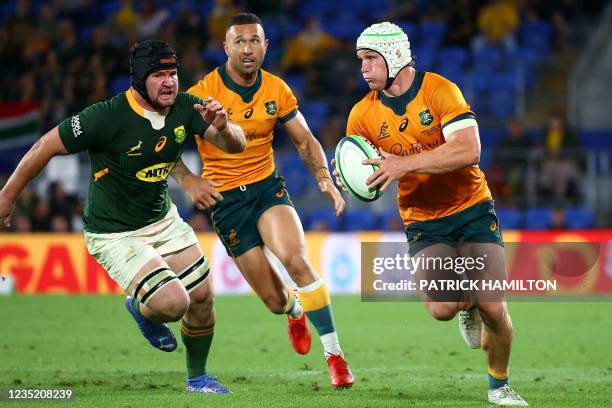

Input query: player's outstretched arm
[284,112,345,216]
[170,159,223,210]
[0,126,69,227]
[195,97,245,153]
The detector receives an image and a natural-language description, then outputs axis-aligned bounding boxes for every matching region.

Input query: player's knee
[282,251,311,278]
[165,297,190,321]
[154,287,190,321]
[189,286,214,311]
[262,291,289,314]
[427,302,459,321]
[478,302,507,326]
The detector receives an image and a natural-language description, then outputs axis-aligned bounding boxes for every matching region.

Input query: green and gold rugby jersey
[58,89,209,233]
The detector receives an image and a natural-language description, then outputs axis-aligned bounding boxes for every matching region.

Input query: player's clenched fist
[194,97,228,131]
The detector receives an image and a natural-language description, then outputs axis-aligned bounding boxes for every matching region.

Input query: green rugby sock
[181,320,215,379]
[488,367,509,389]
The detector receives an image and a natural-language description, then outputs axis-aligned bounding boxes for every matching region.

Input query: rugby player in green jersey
[0,39,245,394]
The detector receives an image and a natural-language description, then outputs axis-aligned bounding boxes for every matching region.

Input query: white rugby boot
[488,385,528,406]
[458,304,482,349]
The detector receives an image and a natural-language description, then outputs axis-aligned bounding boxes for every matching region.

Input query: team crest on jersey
[264,100,277,115]
[127,140,143,156]
[174,125,186,144]
[419,109,433,126]
[228,229,240,247]
[377,121,390,140]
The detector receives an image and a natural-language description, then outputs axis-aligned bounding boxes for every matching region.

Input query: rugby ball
[334,135,384,202]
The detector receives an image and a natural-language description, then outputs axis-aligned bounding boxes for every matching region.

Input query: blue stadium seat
[110,75,131,95]
[261,17,283,47]
[200,48,227,67]
[435,65,466,88]
[100,0,121,22]
[472,68,495,93]
[519,21,553,57]
[0,1,17,23]
[281,153,310,198]
[325,14,364,40]
[396,21,418,43]
[564,207,595,229]
[496,208,522,229]
[524,208,553,230]
[284,74,307,97]
[436,47,470,68]
[418,21,446,48]
[412,47,435,71]
[473,46,503,66]
[343,210,379,231]
[300,101,330,134]
[489,89,516,118]
[308,209,342,231]
[508,47,538,88]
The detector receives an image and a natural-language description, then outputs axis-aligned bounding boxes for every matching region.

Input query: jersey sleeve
[277,79,298,123]
[346,103,369,138]
[57,101,114,153]
[182,93,210,136]
[429,77,477,140]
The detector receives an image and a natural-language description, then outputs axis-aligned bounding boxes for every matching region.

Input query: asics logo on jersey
[136,162,175,182]
[377,121,390,140]
[399,118,409,132]
[155,136,167,152]
[244,108,254,119]
[127,140,143,156]
[70,115,83,137]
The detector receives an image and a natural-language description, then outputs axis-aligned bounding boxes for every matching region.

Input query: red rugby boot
[287,314,311,355]
[326,354,355,389]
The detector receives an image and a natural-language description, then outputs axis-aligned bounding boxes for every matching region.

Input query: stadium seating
[281,153,311,198]
[519,21,553,57]
[524,208,553,230]
[496,208,523,229]
[565,207,595,229]
[307,209,342,231]
[110,75,131,96]
[343,210,380,231]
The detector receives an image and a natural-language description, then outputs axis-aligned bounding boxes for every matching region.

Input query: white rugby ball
[334,135,384,202]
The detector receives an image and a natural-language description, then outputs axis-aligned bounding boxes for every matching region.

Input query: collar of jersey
[125,88,168,130]
[218,65,262,103]
[378,71,425,116]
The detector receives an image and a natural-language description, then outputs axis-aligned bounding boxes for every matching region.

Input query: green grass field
[1,295,610,407]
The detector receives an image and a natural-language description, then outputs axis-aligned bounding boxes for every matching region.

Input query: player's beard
[149,88,177,111]
[233,52,264,80]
